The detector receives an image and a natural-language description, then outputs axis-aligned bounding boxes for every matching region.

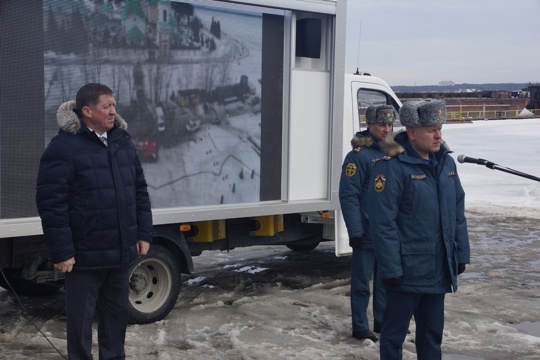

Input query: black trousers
[65,268,130,360]
[380,290,445,360]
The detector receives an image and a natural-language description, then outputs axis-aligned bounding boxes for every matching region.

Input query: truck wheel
[286,241,320,252]
[128,244,181,324]
[0,268,60,296]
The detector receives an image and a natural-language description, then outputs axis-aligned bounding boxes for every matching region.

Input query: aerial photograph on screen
[43,0,264,208]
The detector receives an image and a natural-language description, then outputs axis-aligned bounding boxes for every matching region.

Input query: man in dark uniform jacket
[366,99,470,359]
[339,104,397,342]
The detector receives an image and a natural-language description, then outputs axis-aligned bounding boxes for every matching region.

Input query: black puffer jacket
[36,101,153,270]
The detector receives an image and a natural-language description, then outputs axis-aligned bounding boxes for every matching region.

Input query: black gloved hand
[349,236,365,248]
[382,277,402,287]
[458,263,466,275]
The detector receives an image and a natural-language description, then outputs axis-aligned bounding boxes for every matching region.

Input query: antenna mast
[355,19,362,74]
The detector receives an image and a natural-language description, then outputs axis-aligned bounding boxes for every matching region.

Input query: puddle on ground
[512,321,540,337]
[458,271,483,280]
[445,354,484,360]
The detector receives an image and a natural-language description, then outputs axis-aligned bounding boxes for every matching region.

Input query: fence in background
[447,108,540,121]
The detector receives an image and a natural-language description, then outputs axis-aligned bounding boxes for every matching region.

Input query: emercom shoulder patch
[345,163,357,177]
[374,174,386,193]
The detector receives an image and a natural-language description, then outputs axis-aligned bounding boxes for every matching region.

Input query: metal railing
[446,109,540,121]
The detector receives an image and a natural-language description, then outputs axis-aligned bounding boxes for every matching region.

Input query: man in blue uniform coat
[339,104,397,342]
[366,99,470,359]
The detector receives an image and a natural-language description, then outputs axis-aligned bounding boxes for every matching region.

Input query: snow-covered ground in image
[144,111,262,207]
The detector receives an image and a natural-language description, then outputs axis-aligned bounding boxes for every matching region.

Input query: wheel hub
[130,271,148,292]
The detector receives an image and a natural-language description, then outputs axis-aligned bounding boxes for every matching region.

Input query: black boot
[352,330,378,342]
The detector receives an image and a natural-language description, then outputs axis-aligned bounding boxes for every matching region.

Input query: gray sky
[345,0,540,86]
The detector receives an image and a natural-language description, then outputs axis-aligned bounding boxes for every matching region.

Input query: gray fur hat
[365,104,398,124]
[399,99,447,127]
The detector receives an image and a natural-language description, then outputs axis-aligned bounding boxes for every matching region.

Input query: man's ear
[406,127,415,141]
[81,106,91,118]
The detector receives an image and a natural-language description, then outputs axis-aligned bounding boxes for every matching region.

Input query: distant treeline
[393,83,530,93]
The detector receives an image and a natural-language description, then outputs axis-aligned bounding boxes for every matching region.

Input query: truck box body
[0,0,345,233]
[0,0,401,323]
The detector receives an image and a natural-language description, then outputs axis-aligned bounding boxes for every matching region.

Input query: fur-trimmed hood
[56,100,128,135]
[379,131,405,157]
[350,130,376,149]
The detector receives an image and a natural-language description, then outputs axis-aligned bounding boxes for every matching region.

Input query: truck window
[356,88,400,125]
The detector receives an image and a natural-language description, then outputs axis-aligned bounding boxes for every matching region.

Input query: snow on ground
[1,119,540,359]
[444,118,540,218]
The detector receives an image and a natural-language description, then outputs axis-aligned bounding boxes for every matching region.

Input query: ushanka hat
[399,99,447,127]
[365,104,398,124]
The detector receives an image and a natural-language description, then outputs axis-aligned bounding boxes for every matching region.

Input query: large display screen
[0,0,284,218]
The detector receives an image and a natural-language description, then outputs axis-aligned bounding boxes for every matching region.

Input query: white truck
[0,0,401,324]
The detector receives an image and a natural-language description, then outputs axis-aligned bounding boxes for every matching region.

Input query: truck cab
[334,73,402,256]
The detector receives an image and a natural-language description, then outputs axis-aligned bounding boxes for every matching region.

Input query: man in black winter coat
[36,83,153,359]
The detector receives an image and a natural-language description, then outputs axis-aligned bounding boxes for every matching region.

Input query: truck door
[335,76,401,256]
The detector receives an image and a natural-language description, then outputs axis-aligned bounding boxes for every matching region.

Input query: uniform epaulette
[353,146,364,153]
[373,156,393,164]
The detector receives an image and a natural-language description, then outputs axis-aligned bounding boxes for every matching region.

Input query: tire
[128,244,181,324]
[286,241,320,252]
[0,268,61,296]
